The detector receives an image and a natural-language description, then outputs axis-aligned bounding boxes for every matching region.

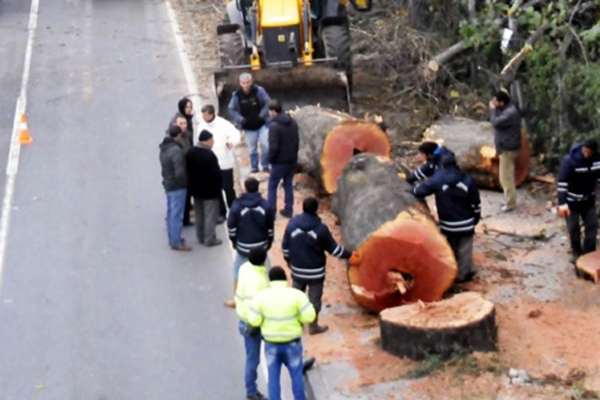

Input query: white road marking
[0,0,40,290]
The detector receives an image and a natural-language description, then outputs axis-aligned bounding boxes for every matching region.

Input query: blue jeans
[239,321,262,397]
[246,125,269,171]
[265,340,306,400]
[268,163,295,213]
[166,188,187,247]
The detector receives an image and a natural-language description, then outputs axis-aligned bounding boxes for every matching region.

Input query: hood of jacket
[568,143,599,167]
[159,136,181,151]
[238,192,265,208]
[177,98,193,119]
[294,213,322,231]
[273,113,292,126]
[439,165,465,186]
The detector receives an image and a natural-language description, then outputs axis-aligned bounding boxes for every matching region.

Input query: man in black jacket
[557,139,600,262]
[159,125,191,251]
[282,197,354,334]
[490,91,522,213]
[267,100,299,218]
[186,130,223,247]
[412,154,481,283]
[224,177,275,308]
[406,142,454,184]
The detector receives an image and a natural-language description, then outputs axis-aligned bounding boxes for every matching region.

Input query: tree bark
[293,106,391,194]
[380,292,498,360]
[333,153,457,313]
[423,116,531,189]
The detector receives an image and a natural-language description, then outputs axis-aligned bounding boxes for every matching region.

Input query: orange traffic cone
[19,113,33,145]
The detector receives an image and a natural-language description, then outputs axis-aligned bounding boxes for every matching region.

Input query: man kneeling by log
[406,141,454,184]
[412,154,481,283]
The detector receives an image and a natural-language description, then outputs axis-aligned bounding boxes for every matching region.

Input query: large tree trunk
[292,106,391,194]
[423,116,531,189]
[333,153,457,313]
[380,292,498,360]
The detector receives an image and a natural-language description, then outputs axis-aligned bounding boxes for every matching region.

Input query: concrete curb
[305,362,330,400]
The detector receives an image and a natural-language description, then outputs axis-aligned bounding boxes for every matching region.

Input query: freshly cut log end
[379,292,498,360]
[424,117,531,189]
[334,153,457,313]
[575,251,600,283]
[321,121,391,194]
[348,212,457,313]
[293,106,390,194]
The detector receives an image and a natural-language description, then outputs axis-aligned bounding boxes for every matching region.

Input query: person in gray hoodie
[490,91,522,212]
[159,125,191,251]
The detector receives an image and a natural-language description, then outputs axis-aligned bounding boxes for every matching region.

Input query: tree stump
[423,116,531,189]
[380,292,498,360]
[333,153,457,313]
[575,251,600,283]
[292,106,391,194]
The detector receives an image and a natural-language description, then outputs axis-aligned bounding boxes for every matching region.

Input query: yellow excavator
[215,0,372,114]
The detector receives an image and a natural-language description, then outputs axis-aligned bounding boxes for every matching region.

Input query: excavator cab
[214,0,372,115]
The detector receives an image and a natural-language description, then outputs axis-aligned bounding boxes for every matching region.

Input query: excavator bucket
[214,65,351,118]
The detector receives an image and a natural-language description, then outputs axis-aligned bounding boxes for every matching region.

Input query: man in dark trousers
[267,99,299,218]
[406,141,454,184]
[186,130,223,247]
[412,154,481,283]
[228,73,271,173]
[225,177,275,308]
[489,90,522,213]
[159,125,191,251]
[557,139,600,263]
[282,197,354,334]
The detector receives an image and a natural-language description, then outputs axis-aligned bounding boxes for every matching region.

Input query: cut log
[292,106,391,194]
[423,116,531,189]
[575,251,600,283]
[380,292,498,360]
[333,153,457,313]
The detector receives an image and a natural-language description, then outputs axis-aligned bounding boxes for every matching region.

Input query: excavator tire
[217,31,246,68]
[321,24,352,90]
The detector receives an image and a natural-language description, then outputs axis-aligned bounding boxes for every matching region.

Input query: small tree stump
[380,292,498,360]
[576,251,600,283]
[423,117,531,189]
[293,106,391,194]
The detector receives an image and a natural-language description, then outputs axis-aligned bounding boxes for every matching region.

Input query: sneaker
[279,209,293,218]
[205,238,223,247]
[247,392,268,400]
[309,323,329,335]
[500,205,515,213]
[171,244,192,251]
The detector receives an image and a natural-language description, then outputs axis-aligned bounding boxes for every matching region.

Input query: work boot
[205,238,223,247]
[303,357,316,374]
[309,318,328,335]
[171,243,192,252]
[246,391,268,400]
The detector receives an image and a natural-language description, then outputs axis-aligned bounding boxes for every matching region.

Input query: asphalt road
[0,1,252,399]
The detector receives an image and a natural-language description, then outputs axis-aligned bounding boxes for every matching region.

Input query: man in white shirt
[199,104,241,222]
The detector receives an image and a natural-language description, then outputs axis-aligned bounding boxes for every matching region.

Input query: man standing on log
[557,139,600,263]
[267,99,299,218]
[199,104,241,223]
[282,197,353,334]
[228,73,272,173]
[489,90,522,213]
[186,130,223,247]
[412,154,481,283]
[406,142,453,184]
[248,266,316,400]
[225,177,275,308]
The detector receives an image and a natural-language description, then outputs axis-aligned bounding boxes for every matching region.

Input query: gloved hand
[349,251,362,265]
[558,206,571,218]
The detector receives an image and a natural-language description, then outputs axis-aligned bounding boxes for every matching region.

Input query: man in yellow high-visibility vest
[249,267,316,400]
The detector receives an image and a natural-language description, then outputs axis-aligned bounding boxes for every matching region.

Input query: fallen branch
[484,227,556,242]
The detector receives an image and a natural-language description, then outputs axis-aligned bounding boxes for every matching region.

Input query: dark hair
[268,99,283,114]
[178,98,192,116]
[244,177,259,193]
[583,139,598,153]
[268,266,287,282]
[441,153,457,168]
[494,91,510,104]
[418,142,439,157]
[248,248,267,266]
[303,197,319,214]
[198,130,213,142]
[201,104,215,115]
[168,125,182,138]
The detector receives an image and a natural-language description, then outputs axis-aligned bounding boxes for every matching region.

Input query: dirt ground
[174,2,600,399]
